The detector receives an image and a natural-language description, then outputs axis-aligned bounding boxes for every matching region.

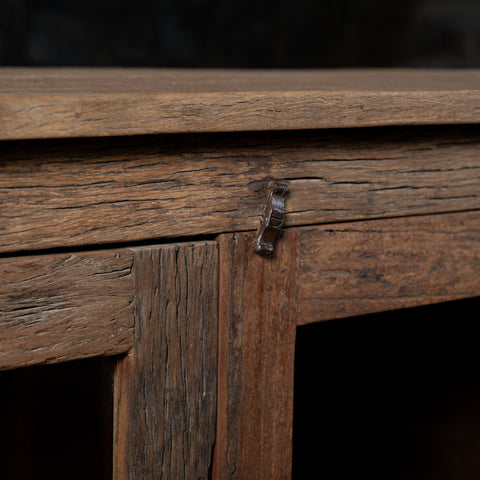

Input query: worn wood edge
[113,241,218,480]
[296,211,480,325]
[0,250,134,371]
[2,89,480,141]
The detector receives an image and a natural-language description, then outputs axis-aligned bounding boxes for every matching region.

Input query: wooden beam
[297,211,480,324]
[2,127,480,253]
[213,231,299,479]
[0,250,134,370]
[114,242,218,479]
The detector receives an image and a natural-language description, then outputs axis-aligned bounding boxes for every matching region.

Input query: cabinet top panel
[1,68,480,140]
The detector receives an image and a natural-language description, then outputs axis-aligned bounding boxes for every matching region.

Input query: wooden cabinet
[1,69,480,479]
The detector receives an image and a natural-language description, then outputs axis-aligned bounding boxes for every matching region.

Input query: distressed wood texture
[213,231,300,480]
[2,126,480,253]
[0,250,134,370]
[214,211,480,478]
[1,69,480,140]
[114,242,218,480]
[297,211,480,324]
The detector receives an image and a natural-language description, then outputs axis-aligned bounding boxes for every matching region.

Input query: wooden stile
[114,242,218,480]
[214,231,300,479]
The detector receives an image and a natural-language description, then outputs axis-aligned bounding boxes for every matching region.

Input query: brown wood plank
[297,211,480,324]
[0,250,134,370]
[113,242,218,480]
[2,126,480,253]
[1,69,480,140]
[213,231,300,480]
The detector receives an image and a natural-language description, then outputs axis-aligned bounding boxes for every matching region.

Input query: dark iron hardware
[253,180,289,255]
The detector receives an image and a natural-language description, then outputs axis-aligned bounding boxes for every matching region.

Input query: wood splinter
[253,180,289,255]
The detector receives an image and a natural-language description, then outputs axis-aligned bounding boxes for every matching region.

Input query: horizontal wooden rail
[0,250,134,370]
[296,212,480,324]
[2,126,480,253]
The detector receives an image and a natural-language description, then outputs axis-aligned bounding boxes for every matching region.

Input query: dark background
[1,0,480,68]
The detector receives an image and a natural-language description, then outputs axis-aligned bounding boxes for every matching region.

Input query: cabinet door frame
[213,211,480,479]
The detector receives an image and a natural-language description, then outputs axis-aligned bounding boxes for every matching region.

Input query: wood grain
[296,211,480,324]
[114,242,218,480]
[213,231,300,480]
[1,69,480,140]
[0,250,134,370]
[2,126,480,253]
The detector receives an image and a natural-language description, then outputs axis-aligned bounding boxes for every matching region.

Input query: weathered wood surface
[0,250,134,370]
[2,126,480,253]
[114,242,218,480]
[1,69,480,140]
[213,232,299,480]
[297,211,480,324]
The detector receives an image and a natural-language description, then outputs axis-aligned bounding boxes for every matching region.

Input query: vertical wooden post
[213,231,300,479]
[113,242,218,479]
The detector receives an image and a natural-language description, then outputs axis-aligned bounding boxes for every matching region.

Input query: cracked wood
[2,126,480,253]
[0,250,134,370]
[114,242,218,480]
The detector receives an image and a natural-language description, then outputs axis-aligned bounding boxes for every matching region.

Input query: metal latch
[253,180,289,255]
